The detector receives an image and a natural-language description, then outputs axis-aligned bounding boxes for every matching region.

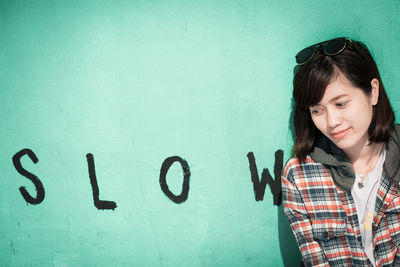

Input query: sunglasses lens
[324,38,347,55]
[296,46,316,64]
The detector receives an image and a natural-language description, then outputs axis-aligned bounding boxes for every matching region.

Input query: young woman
[282,37,400,266]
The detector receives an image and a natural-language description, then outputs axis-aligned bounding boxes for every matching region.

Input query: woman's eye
[310,109,320,115]
[336,101,347,107]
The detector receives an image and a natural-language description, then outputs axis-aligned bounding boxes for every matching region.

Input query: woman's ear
[370,78,379,106]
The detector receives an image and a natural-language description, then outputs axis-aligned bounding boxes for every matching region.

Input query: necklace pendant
[358,182,364,189]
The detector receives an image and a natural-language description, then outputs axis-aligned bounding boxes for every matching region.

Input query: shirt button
[323,232,329,239]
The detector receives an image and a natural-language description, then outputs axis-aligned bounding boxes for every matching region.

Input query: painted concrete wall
[1,1,400,266]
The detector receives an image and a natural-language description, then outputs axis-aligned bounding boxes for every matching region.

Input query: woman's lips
[331,128,350,139]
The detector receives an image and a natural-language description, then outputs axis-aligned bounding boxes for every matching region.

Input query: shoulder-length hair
[292,39,395,161]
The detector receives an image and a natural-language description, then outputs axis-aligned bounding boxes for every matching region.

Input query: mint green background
[1,1,400,266]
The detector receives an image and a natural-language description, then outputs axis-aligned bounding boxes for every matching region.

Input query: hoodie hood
[309,125,400,192]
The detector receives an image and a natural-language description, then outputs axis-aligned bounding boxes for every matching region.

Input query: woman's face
[309,71,379,156]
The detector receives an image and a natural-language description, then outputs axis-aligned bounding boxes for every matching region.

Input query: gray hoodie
[309,124,400,191]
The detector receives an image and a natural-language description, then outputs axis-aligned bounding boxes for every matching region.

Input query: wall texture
[1,1,400,266]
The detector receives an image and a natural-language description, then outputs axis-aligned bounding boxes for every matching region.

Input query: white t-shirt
[351,147,386,267]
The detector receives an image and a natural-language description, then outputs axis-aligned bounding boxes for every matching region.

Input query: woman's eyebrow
[329,94,349,102]
[310,94,349,107]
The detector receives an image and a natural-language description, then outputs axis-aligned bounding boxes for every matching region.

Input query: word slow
[12,148,284,210]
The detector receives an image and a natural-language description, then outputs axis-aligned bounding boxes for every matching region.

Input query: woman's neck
[347,142,384,175]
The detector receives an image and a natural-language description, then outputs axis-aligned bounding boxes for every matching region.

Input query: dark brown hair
[292,39,395,161]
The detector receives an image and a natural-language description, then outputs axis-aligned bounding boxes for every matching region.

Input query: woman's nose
[326,109,341,128]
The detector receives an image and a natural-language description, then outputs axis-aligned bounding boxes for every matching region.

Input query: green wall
[1,1,400,266]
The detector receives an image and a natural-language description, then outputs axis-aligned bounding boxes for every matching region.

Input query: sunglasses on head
[295,37,352,65]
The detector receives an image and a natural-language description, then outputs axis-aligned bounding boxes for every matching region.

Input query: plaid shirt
[282,156,400,267]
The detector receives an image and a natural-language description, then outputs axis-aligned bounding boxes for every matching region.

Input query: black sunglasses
[295,37,352,65]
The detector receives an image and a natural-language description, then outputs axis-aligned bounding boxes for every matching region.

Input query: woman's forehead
[316,73,359,105]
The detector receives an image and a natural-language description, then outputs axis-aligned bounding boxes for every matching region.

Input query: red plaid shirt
[282,156,400,267]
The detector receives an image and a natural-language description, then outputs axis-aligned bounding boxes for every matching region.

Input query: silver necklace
[355,144,384,189]
[358,174,367,189]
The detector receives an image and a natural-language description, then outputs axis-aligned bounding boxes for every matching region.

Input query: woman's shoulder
[284,155,315,170]
[283,155,324,179]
